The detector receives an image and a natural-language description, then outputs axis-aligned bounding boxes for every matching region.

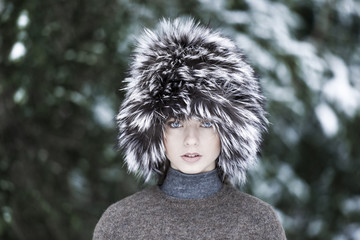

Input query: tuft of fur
[116,17,268,185]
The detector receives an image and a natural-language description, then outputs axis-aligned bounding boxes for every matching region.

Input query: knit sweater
[93,184,286,239]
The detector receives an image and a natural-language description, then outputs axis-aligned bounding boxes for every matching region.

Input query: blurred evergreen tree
[0,0,359,239]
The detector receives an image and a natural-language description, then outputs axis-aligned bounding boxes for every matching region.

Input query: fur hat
[116,17,267,185]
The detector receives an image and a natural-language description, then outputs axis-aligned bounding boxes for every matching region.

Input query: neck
[160,167,223,199]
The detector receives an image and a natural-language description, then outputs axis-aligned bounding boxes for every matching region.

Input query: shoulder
[226,186,276,215]
[93,186,159,240]
[102,187,155,215]
[223,185,287,239]
[109,186,157,209]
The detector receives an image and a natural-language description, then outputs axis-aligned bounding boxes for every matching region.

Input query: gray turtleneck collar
[159,167,223,199]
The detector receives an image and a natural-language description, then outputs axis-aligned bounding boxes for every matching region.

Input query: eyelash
[168,121,182,128]
[201,122,213,128]
[166,121,213,128]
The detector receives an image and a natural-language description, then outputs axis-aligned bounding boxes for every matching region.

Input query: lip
[181,153,202,163]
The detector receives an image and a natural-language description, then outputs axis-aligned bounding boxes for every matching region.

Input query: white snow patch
[93,98,115,127]
[315,103,339,137]
[17,10,29,28]
[323,54,360,117]
[9,42,26,60]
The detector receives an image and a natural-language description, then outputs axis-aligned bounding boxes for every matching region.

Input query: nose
[184,126,199,146]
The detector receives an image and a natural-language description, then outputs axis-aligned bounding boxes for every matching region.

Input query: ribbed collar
[159,167,223,199]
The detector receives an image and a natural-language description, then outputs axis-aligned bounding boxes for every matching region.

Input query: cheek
[163,133,175,154]
[163,135,169,153]
[215,137,221,152]
[216,134,221,147]
[209,133,221,153]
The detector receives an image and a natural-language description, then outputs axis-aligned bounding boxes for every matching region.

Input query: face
[163,117,221,174]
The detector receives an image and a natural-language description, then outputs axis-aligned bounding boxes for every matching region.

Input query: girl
[93,17,286,239]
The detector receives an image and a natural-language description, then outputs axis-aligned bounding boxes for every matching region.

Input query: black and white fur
[116,17,268,185]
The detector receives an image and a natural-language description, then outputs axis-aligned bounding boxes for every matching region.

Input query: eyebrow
[165,118,177,122]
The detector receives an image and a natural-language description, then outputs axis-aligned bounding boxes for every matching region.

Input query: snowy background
[1,0,359,239]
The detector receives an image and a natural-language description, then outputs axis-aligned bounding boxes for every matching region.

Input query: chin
[177,167,213,175]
